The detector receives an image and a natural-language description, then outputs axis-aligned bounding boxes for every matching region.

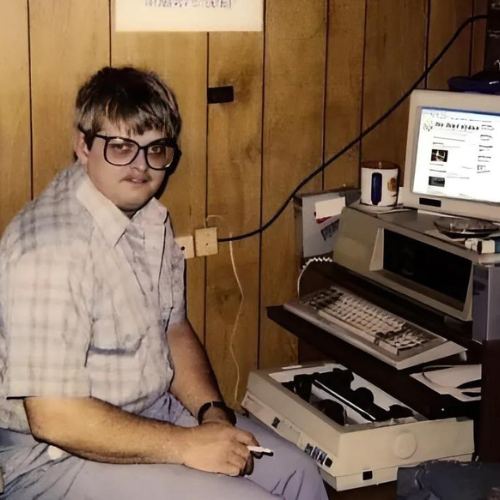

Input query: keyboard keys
[296,286,455,347]
[308,286,439,354]
[284,283,467,369]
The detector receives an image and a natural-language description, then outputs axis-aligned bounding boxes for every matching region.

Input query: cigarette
[247,446,274,455]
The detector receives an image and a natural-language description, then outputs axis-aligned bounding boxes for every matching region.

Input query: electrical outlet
[195,227,218,257]
[175,235,195,259]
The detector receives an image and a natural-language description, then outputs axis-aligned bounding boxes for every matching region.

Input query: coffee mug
[360,161,399,207]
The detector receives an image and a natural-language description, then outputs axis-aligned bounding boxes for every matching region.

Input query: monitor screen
[402,90,500,222]
[412,107,500,204]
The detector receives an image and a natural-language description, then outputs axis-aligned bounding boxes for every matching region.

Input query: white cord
[206,216,244,405]
[297,256,334,297]
[228,234,244,404]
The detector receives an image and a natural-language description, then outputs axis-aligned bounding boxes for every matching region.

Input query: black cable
[218,14,487,243]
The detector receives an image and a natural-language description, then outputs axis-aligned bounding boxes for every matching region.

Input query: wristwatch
[197,401,237,426]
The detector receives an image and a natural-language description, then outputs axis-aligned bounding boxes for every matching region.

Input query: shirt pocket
[91,317,144,353]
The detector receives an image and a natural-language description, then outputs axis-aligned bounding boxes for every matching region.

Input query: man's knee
[70,461,278,500]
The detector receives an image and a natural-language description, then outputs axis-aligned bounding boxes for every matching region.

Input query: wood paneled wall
[0,0,486,407]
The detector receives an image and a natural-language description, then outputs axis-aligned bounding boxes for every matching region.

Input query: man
[0,66,328,499]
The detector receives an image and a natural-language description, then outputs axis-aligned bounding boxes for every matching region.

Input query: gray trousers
[0,394,328,500]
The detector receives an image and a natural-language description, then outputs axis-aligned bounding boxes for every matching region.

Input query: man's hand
[181,422,259,477]
[199,407,254,475]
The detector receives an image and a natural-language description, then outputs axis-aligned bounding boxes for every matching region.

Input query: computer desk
[267,262,500,469]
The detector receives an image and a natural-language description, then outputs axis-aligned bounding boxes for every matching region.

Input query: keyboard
[284,285,466,370]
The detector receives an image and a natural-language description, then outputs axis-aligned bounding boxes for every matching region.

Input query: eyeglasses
[94,134,181,171]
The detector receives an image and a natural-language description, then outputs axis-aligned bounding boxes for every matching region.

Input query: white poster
[115,0,263,32]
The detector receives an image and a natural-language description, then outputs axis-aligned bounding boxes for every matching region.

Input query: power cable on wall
[217,14,488,244]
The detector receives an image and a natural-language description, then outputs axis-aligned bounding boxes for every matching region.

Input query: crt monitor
[402,89,500,222]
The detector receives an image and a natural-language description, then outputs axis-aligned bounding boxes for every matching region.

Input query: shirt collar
[131,196,168,228]
[75,171,129,247]
[74,165,169,247]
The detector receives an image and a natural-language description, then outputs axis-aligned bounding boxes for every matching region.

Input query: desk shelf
[268,305,477,421]
[267,262,500,461]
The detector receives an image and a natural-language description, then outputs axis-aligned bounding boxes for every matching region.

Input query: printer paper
[411,370,481,402]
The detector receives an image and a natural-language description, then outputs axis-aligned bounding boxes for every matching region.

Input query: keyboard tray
[284,285,466,370]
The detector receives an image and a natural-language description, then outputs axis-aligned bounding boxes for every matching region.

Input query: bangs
[103,99,171,137]
[75,67,181,141]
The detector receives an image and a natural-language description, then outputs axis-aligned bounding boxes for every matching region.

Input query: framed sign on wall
[115,0,264,32]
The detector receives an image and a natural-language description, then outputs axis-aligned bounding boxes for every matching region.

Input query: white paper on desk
[411,372,481,402]
[115,0,264,32]
[315,197,345,221]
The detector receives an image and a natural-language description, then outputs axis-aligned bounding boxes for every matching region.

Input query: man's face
[75,122,167,217]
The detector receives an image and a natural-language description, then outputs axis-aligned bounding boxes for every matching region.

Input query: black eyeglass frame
[94,133,182,171]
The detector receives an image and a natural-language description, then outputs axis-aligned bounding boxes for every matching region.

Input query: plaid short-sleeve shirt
[0,164,186,433]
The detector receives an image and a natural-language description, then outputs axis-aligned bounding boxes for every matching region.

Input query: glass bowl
[434,217,499,239]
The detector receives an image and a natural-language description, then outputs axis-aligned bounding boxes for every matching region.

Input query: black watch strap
[197,401,237,425]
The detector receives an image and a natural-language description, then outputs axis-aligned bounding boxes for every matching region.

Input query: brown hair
[75,66,181,146]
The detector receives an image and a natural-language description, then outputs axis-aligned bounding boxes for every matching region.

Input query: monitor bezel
[402,89,500,222]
